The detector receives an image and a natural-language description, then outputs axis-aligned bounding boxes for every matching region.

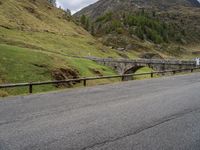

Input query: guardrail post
[121,75,124,81]
[191,69,193,73]
[173,71,176,75]
[29,83,33,94]
[83,79,87,87]
[151,72,153,78]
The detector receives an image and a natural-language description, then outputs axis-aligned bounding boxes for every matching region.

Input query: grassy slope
[0,44,118,96]
[0,0,121,96]
[0,0,121,57]
[1,0,197,96]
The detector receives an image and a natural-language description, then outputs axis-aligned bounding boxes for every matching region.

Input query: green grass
[67,57,120,86]
[134,67,155,80]
[0,44,60,95]
[0,0,122,58]
[0,44,118,96]
[68,58,116,76]
[0,27,121,58]
[0,0,122,96]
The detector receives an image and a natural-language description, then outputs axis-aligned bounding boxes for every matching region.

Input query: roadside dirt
[51,68,80,88]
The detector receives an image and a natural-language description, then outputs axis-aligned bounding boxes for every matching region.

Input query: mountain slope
[0,0,121,96]
[0,0,121,57]
[75,0,200,57]
[75,0,200,19]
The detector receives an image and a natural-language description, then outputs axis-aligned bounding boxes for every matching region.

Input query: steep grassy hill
[0,0,121,57]
[0,0,125,96]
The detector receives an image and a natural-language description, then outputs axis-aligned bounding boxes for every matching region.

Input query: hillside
[75,0,200,58]
[0,0,124,96]
[0,0,121,57]
[1,0,200,96]
[75,0,200,19]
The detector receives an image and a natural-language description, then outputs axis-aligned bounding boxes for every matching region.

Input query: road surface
[0,73,200,150]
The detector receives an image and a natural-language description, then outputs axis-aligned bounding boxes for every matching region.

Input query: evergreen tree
[80,15,90,31]
[80,15,86,26]
[85,18,90,31]
[135,27,144,40]
[48,0,56,6]
[65,9,71,16]
[91,23,95,35]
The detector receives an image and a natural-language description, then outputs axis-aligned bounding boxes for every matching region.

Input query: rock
[117,47,125,51]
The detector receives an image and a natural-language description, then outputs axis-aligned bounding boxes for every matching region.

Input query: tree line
[80,11,186,44]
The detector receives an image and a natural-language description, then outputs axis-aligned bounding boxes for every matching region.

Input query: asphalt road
[1,73,200,150]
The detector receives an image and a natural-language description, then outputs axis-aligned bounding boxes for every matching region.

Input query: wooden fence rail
[0,67,199,94]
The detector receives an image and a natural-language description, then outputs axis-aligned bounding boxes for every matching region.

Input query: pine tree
[80,15,86,26]
[91,24,95,35]
[65,9,71,16]
[85,18,90,31]
[48,0,56,7]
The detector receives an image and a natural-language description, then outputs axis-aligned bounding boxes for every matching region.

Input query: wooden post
[83,79,87,87]
[151,72,153,78]
[191,69,193,73]
[173,71,176,75]
[121,76,124,81]
[29,84,33,94]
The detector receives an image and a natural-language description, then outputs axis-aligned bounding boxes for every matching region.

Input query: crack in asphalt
[82,107,200,150]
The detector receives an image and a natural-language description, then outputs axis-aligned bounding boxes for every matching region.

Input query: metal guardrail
[0,67,199,94]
